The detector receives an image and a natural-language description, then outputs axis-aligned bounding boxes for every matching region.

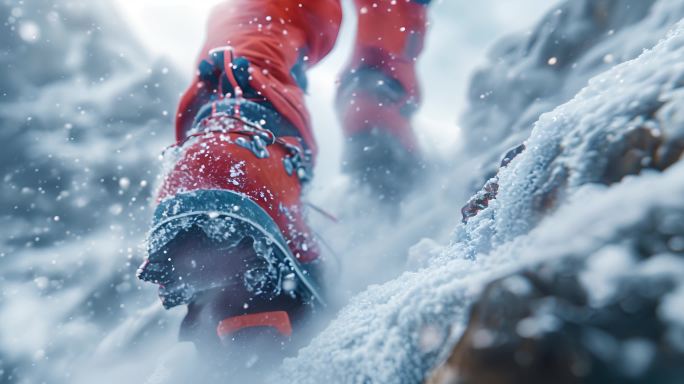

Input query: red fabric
[350,0,428,100]
[157,128,319,263]
[175,0,343,158]
[175,0,428,158]
[338,0,429,150]
[217,311,293,338]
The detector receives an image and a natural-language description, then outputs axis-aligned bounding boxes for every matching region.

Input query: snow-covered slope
[279,6,684,384]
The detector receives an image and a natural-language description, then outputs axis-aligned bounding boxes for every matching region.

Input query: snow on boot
[137,98,325,363]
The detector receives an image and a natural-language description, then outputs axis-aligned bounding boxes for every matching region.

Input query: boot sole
[140,189,326,308]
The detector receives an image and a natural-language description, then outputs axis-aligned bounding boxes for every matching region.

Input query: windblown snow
[3,0,684,383]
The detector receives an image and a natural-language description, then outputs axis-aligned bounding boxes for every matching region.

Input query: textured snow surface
[278,19,684,384]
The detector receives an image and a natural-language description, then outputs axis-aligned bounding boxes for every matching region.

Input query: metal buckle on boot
[281,143,313,183]
[235,133,271,159]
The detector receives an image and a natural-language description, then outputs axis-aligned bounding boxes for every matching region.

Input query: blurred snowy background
[5,0,684,383]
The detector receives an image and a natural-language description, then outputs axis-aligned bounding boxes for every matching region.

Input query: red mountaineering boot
[137,49,326,371]
[134,0,344,370]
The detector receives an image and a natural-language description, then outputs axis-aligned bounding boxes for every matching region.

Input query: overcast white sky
[113,0,553,190]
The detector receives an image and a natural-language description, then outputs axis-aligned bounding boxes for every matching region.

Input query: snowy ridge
[279,20,684,383]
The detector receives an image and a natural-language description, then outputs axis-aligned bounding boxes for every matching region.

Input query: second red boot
[337,67,425,202]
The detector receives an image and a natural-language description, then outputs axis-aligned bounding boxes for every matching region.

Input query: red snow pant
[175,0,430,158]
